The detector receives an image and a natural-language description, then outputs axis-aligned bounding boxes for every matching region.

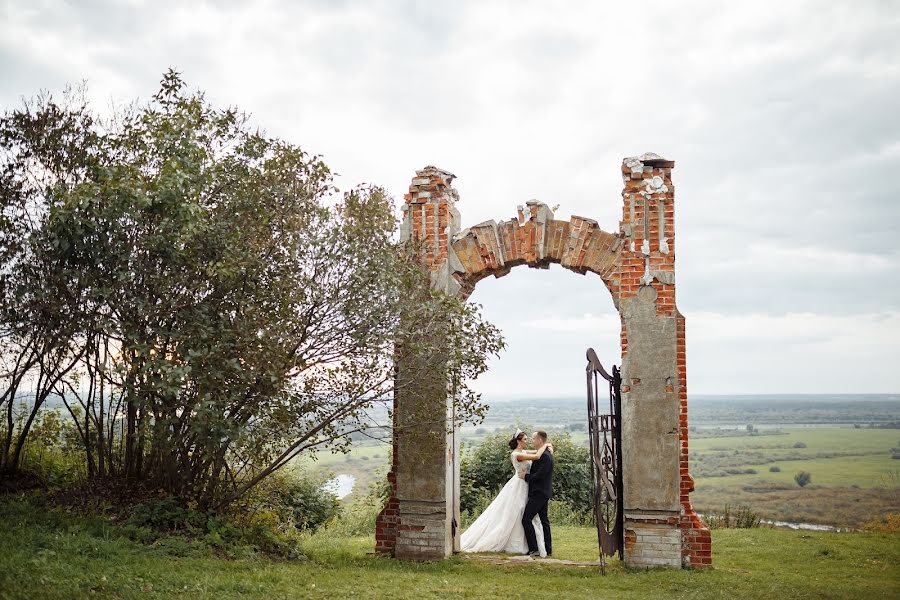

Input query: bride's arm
[515,444,553,461]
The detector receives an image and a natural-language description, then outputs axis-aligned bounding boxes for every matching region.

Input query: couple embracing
[460,430,554,557]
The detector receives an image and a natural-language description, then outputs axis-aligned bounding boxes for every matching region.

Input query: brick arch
[376,155,711,570]
[448,205,623,301]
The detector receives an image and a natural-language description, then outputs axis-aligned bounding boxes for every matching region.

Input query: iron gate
[586,347,624,560]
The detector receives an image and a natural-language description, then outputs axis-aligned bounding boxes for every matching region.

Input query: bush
[705,504,763,529]
[860,513,900,534]
[547,500,592,527]
[253,470,340,532]
[325,500,380,537]
[769,466,781,472]
[794,471,812,487]
[0,408,88,488]
[128,497,196,532]
[793,442,807,449]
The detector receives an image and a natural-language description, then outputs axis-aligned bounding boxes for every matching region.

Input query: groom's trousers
[522,495,552,555]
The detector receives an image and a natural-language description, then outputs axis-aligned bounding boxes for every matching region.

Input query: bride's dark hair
[508,432,525,450]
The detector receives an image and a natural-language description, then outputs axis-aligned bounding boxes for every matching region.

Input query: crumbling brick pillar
[374,166,461,559]
[615,153,710,568]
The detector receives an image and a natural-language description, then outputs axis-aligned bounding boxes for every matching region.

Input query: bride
[460,430,552,556]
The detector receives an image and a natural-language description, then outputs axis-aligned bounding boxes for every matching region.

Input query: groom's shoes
[526,551,541,557]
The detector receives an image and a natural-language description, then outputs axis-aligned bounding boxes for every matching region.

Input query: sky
[2,0,899,397]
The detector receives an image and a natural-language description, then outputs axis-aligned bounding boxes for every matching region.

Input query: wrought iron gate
[586,347,624,560]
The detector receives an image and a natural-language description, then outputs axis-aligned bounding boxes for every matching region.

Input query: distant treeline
[469,395,900,432]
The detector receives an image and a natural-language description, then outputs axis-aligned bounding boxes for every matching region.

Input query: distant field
[687,427,899,526]
[690,427,898,488]
[303,398,900,526]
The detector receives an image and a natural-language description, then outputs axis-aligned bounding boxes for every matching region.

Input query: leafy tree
[0,71,504,509]
[794,471,812,487]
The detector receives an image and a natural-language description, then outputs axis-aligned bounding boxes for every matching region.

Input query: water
[699,513,842,532]
[323,474,355,499]
[761,519,841,532]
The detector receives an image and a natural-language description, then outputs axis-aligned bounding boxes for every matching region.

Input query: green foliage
[323,477,388,537]
[459,430,591,519]
[261,471,340,532]
[0,71,503,510]
[128,497,197,532]
[123,470,338,556]
[769,465,781,472]
[0,408,86,486]
[794,471,812,487]
[705,504,763,529]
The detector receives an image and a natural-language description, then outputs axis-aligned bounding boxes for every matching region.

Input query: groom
[518,430,553,557]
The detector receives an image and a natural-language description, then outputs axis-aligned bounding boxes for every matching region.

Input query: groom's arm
[524,455,546,483]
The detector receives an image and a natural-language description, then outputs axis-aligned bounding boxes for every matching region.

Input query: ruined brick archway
[375,154,711,569]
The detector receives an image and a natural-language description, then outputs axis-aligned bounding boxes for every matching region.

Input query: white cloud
[2,0,898,395]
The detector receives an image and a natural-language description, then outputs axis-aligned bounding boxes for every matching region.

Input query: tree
[0,85,96,474]
[794,471,811,487]
[0,71,504,509]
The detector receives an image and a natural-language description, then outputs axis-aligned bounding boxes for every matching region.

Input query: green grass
[0,497,898,599]
[691,428,898,488]
[698,455,895,488]
[690,427,897,455]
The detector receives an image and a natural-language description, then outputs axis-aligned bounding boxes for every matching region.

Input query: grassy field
[686,427,899,526]
[0,497,897,599]
[692,484,898,527]
[690,427,898,488]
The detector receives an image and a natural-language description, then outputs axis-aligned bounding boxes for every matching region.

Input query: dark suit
[522,450,553,555]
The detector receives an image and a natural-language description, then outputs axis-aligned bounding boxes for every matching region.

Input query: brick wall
[623,514,682,568]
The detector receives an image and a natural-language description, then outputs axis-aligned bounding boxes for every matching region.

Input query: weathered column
[615,153,710,568]
[375,166,461,560]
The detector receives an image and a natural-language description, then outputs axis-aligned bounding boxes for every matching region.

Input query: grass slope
[0,498,897,599]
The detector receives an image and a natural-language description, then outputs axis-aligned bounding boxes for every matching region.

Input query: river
[323,474,356,499]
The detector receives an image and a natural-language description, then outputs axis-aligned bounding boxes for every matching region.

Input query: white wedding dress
[460,450,547,556]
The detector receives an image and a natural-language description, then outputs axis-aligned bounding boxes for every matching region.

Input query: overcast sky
[2,1,899,397]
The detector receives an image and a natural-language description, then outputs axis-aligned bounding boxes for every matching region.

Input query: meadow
[0,496,897,600]
[4,396,896,599]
